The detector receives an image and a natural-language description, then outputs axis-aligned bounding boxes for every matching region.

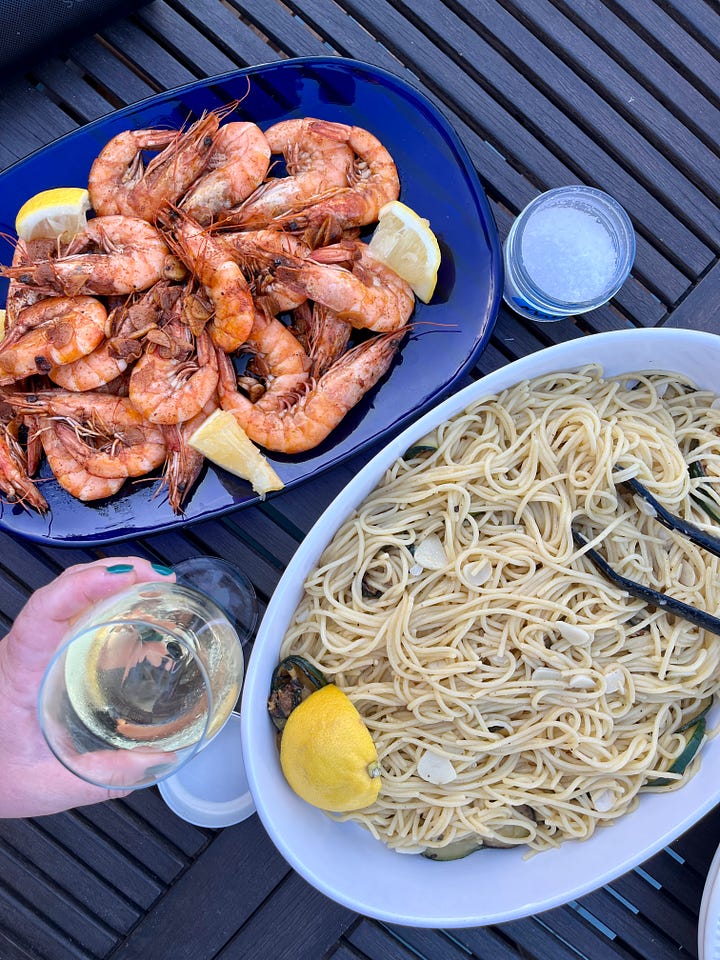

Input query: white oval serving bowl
[241,327,720,927]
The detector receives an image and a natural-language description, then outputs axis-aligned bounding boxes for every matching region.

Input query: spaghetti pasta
[280,365,720,854]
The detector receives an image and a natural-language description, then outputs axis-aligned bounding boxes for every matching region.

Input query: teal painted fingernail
[106,564,134,574]
[151,563,174,576]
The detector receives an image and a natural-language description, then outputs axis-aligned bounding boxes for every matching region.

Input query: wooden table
[1,2,719,958]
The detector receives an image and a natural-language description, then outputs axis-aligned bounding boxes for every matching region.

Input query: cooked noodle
[280,365,720,854]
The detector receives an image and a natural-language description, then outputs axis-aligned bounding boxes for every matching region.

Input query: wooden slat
[68,36,159,104]
[169,0,286,68]
[0,819,141,932]
[76,803,193,884]
[514,0,720,189]
[346,920,431,960]
[32,59,117,123]
[36,810,165,908]
[119,789,211,859]
[100,17,197,89]
[112,818,291,960]
[212,870,353,960]
[0,839,118,956]
[578,886,690,960]
[137,1,239,77]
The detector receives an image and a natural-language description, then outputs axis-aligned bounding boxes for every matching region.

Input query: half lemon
[369,199,442,303]
[188,409,284,498]
[280,684,381,812]
[15,187,91,242]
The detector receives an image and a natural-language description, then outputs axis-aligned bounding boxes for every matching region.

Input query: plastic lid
[158,712,255,827]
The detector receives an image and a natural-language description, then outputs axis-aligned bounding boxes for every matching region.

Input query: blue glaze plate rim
[0,56,502,546]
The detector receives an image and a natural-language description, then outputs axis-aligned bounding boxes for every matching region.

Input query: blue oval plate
[0,56,502,545]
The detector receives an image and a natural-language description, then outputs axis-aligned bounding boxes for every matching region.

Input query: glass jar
[503,185,635,322]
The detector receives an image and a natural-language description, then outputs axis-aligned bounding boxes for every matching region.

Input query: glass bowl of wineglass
[38,557,257,790]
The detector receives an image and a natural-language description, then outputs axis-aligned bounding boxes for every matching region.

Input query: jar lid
[158,712,255,827]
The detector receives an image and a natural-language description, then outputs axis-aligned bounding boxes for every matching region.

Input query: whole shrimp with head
[88,110,220,221]
[0,217,184,297]
[49,281,179,392]
[165,209,254,353]
[271,120,400,233]
[273,239,414,333]
[129,296,219,425]
[0,399,48,514]
[217,328,405,454]
[224,118,354,230]
[6,391,167,499]
[0,296,107,384]
[180,121,271,224]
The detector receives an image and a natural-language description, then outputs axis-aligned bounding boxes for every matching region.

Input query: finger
[5,558,175,675]
[37,557,175,625]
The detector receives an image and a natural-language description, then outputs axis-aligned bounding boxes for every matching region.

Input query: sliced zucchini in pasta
[422,837,484,860]
[647,718,706,787]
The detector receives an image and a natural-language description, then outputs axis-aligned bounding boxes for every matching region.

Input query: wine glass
[38,558,257,790]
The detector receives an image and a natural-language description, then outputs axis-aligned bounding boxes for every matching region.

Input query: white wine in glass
[39,559,256,789]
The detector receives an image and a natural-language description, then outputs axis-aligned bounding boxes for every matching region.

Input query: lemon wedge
[15,187,91,242]
[280,684,381,812]
[188,409,284,498]
[369,199,441,303]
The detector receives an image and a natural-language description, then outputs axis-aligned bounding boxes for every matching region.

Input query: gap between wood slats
[0,838,119,956]
[417,0,717,270]
[37,812,165,910]
[508,0,720,185]
[616,0,720,107]
[540,0,720,155]
[664,0,720,58]
[310,0,695,304]
[0,818,141,933]
[167,0,287,67]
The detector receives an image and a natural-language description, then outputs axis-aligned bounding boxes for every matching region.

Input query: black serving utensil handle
[619,474,720,560]
[571,527,720,638]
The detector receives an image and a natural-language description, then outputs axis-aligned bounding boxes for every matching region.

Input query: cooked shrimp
[167,211,254,352]
[88,113,218,220]
[1,217,182,296]
[180,122,271,224]
[11,390,166,479]
[290,301,351,378]
[4,239,56,328]
[223,229,311,314]
[39,419,126,501]
[159,399,215,513]
[225,118,354,229]
[217,328,404,454]
[274,240,414,333]
[237,306,311,409]
[129,321,219,425]
[0,416,48,513]
[273,119,399,231]
[0,296,107,384]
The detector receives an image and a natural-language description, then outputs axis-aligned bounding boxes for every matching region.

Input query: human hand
[0,558,175,818]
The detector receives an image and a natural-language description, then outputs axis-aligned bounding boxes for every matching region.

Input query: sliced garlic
[532,667,562,684]
[633,494,657,517]
[711,398,720,410]
[678,561,695,586]
[568,674,595,690]
[413,534,447,570]
[409,563,423,577]
[591,788,615,813]
[555,622,591,644]
[417,750,457,785]
[465,560,491,587]
[604,668,625,695]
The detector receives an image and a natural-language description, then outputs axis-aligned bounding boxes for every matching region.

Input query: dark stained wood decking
[0,1,719,957]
